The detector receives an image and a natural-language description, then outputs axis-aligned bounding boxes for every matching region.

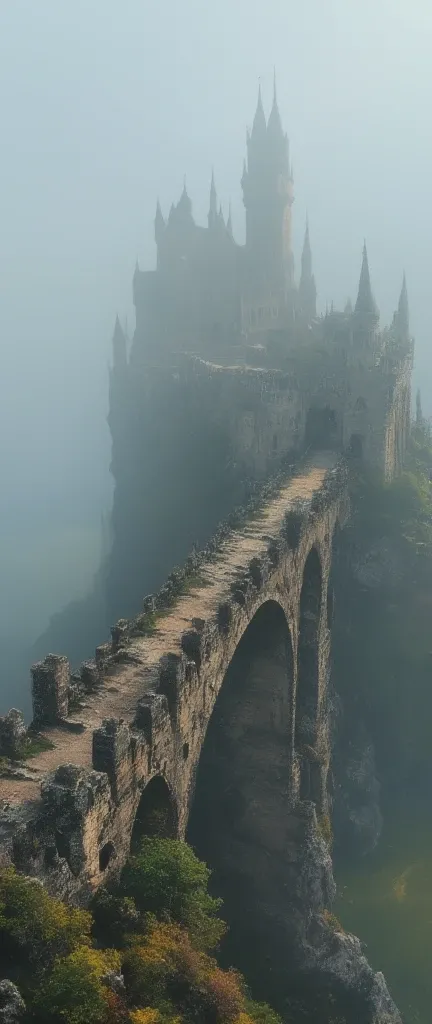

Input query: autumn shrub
[0,866,91,971]
[33,945,121,1024]
[0,840,283,1024]
[121,838,225,949]
[124,919,244,1024]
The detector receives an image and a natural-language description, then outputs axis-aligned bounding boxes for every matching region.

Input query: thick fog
[0,0,431,710]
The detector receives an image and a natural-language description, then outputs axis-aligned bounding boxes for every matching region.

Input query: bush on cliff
[0,840,282,1024]
[33,945,122,1024]
[120,837,225,950]
[0,866,91,972]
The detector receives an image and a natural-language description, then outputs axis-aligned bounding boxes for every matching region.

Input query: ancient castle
[0,84,412,1023]
[106,83,413,621]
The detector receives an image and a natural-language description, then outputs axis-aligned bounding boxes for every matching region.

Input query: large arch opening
[295,547,322,801]
[305,405,339,451]
[130,775,178,854]
[187,600,294,1004]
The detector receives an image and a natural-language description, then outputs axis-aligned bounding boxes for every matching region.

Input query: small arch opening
[55,830,71,864]
[182,742,189,761]
[131,775,178,853]
[305,406,339,450]
[99,841,115,872]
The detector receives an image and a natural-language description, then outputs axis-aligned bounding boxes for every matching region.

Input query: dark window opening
[99,841,115,872]
[182,742,189,761]
[131,775,178,853]
[55,830,70,863]
[305,406,339,451]
[272,433,278,451]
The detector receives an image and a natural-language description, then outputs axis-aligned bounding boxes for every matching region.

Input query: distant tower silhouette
[299,219,316,319]
[241,81,294,292]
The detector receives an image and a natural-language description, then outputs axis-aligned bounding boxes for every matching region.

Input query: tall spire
[112,314,127,369]
[397,271,409,336]
[251,82,266,140]
[208,169,218,228]
[154,199,165,245]
[301,218,312,278]
[299,218,316,319]
[176,180,193,222]
[267,69,283,138]
[354,243,379,318]
[227,202,233,238]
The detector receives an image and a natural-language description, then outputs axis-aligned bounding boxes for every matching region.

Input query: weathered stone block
[0,710,27,759]
[134,693,169,743]
[92,719,131,802]
[31,654,69,727]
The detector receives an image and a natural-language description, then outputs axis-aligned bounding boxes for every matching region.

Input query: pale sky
[0,0,431,661]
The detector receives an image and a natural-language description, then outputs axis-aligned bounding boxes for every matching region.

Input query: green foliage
[33,945,120,1024]
[322,909,344,934]
[23,733,56,759]
[245,1000,283,1024]
[121,838,225,950]
[0,866,91,969]
[0,841,284,1024]
[123,920,243,1024]
[317,813,333,849]
[90,887,141,948]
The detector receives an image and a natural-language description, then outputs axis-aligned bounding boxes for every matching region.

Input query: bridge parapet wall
[0,456,349,903]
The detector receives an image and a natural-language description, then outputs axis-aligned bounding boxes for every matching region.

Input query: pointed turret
[208,169,218,228]
[112,314,127,368]
[354,243,379,319]
[344,298,353,315]
[397,272,409,337]
[267,72,283,135]
[251,83,266,141]
[227,202,233,239]
[177,181,193,218]
[154,199,165,245]
[299,219,317,320]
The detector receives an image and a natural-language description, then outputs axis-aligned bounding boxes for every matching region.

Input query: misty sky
[1,0,432,659]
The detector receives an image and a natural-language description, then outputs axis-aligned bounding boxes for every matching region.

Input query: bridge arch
[131,774,178,853]
[295,546,323,800]
[187,600,294,980]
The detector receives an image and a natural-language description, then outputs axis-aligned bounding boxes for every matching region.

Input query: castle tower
[112,314,127,369]
[241,80,294,293]
[208,170,218,229]
[298,219,317,320]
[352,243,379,356]
[396,272,409,340]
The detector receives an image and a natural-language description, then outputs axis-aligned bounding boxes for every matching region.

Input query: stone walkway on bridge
[0,452,337,808]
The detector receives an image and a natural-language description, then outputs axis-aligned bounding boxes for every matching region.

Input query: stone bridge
[0,452,349,905]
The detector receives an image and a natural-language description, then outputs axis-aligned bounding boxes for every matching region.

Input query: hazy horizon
[1,0,432,707]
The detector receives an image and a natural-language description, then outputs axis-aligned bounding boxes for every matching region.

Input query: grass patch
[23,734,55,759]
